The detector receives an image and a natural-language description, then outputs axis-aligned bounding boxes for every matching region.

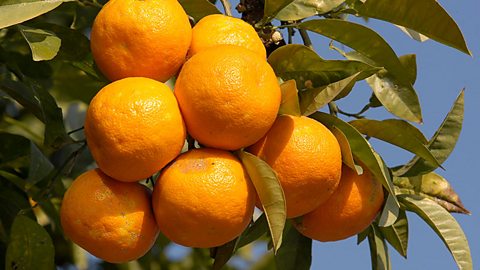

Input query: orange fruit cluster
[60,0,385,263]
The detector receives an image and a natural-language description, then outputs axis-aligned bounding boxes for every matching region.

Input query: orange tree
[0,0,473,269]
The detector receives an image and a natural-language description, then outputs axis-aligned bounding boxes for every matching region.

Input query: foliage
[0,0,472,269]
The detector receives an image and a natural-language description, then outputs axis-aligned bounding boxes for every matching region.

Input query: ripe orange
[189,14,266,58]
[294,165,384,242]
[152,148,255,248]
[247,115,342,218]
[84,77,186,182]
[60,169,158,263]
[174,45,281,150]
[90,0,192,82]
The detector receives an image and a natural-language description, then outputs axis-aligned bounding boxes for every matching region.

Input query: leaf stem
[337,104,371,119]
[328,102,338,117]
[299,29,314,50]
[67,126,84,135]
[220,0,233,16]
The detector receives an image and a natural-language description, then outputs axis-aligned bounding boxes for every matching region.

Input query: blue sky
[305,1,480,269]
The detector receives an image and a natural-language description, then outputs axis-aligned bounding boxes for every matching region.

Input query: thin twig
[328,102,338,117]
[337,104,371,119]
[299,29,314,50]
[67,126,84,135]
[220,0,233,16]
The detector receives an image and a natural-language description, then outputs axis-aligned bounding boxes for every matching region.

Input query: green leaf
[5,215,54,270]
[0,186,35,239]
[399,195,472,270]
[397,26,429,43]
[275,221,312,270]
[349,119,439,167]
[367,225,391,270]
[349,0,471,55]
[378,194,399,227]
[299,72,362,116]
[237,151,286,254]
[0,133,30,167]
[268,44,378,90]
[237,214,268,249]
[395,90,464,177]
[0,0,69,29]
[276,0,345,21]
[212,238,238,270]
[394,173,470,214]
[330,126,362,174]
[310,112,397,203]
[398,54,417,85]
[279,80,301,116]
[27,142,53,184]
[0,79,70,148]
[18,25,61,61]
[298,19,410,84]
[263,0,296,23]
[379,210,408,258]
[178,0,221,22]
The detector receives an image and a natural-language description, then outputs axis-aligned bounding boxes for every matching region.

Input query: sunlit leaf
[0,0,70,29]
[399,195,472,270]
[5,215,54,270]
[378,194,399,227]
[379,210,408,258]
[398,54,417,85]
[397,26,429,43]
[367,224,391,270]
[298,19,411,84]
[279,80,301,116]
[262,0,296,23]
[349,119,439,166]
[178,0,221,22]
[348,0,471,55]
[275,221,312,270]
[237,214,268,249]
[395,90,464,176]
[299,72,361,116]
[18,25,61,61]
[330,126,361,174]
[268,44,378,90]
[276,0,345,21]
[394,173,470,214]
[310,112,397,203]
[237,151,286,254]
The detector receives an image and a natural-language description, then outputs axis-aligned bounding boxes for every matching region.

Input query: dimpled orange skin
[90,0,192,82]
[247,115,342,218]
[152,148,255,248]
[84,77,186,182]
[174,45,281,151]
[294,166,384,242]
[189,14,266,58]
[60,169,158,263]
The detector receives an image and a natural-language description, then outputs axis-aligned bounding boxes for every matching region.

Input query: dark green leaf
[275,221,312,270]
[357,227,369,245]
[276,0,345,21]
[18,25,61,61]
[398,54,417,85]
[237,214,268,249]
[367,224,391,270]
[262,0,296,23]
[349,0,471,55]
[279,80,301,116]
[178,0,221,22]
[0,186,35,240]
[0,79,69,148]
[27,142,53,184]
[399,195,472,270]
[349,119,438,166]
[310,112,397,203]
[237,151,286,254]
[298,19,410,84]
[299,72,361,116]
[0,133,30,167]
[212,238,238,270]
[0,0,68,29]
[394,173,470,214]
[331,126,362,174]
[379,210,408,258]
[378,194,399,227]
[268,44,378,90]
[395,90,464,176]
[5,215,54,270]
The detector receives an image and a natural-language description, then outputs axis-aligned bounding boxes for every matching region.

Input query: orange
[152,148,255,248]
[174,45,281,150]
[84,77,186,182]
[247,115,342,218]
[294,165,384,242]
[90,0,192,82]
[189,14,266,58]
[60,169,158,263]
